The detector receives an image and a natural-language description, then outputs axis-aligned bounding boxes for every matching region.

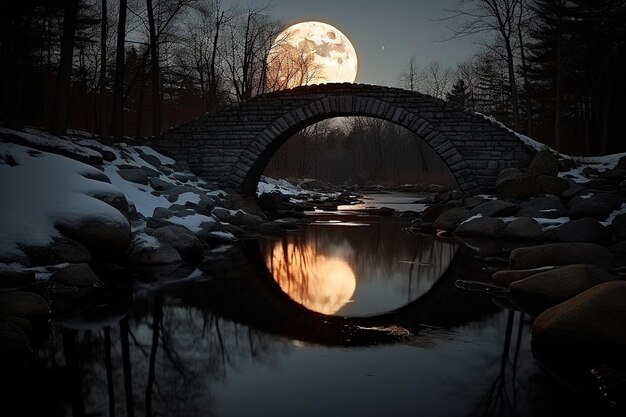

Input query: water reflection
[267,243,356,314]
[262,216,459,316]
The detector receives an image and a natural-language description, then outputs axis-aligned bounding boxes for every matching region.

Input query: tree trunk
[146,0,160,135]
[504,39,521,132]
[554,0,564,151]
[100,0,108,139]
[110,0,127,140]
[51,0,79,135]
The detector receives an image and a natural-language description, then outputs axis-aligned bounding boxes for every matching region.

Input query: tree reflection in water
[262,218,459,316]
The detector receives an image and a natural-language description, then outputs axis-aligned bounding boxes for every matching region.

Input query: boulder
[56,216,132,260]
[453,217,505,238]
[421,203,458,222]
[463,196,487,209]
[617,155,626,170]
[536,175,569,196]
[568,193,623,220]
[0,270,36,288]
[510,242,616,269]
[0,291,50,319]
[518,196,567,219]
[528,151,560,177]
[145,225,203,262]
[138,153,163,168]
[492,266,555,286]
[300,179,331,191]
[509,264,617,315]
[610,240,626,258]
[149,177,174,191]
[234,210,265,229]
[495,168,540,200]
[560,182,587,200]
[502,217,544,241]
[22,236,92,267]
[212,207,232,222]
[126,232,181,265]
[612,213,626,239]
[433,207,471,230]
[204,231,238,244]
[469,200,518,217]
[532,280,626,352]
[553,217,611,244]
[117,168,149,185]
[152,207,173,220]
[49,264,101,288]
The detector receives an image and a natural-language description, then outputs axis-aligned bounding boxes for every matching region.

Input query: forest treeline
[1,0,625,155]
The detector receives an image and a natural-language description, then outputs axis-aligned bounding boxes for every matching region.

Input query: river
[5,192,617,417]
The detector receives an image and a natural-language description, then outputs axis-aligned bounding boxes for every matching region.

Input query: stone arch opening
[232,95,475,194]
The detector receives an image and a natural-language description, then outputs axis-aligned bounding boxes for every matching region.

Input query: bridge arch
[156,83,534,194]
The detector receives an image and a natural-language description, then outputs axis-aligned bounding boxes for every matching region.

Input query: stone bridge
[155,83,535,195]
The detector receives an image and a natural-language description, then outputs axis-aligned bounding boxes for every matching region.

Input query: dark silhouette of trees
[110,0,128,140]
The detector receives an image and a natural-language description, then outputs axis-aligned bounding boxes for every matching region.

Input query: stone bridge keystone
[155,83,535,195]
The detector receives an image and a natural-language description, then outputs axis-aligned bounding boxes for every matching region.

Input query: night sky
[222,0,478,87]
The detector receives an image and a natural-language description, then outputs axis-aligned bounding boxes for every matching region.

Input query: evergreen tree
[446,79,470,109]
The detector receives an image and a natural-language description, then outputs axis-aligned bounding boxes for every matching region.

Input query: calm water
[4,198,621,417]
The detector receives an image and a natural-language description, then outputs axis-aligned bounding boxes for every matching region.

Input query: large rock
[117,168,150,185]
[612,213,626,239]
[56,216,132,260]
[0,291,50,319]
[510,243,616,269]
[145,225,203,262]
[433,207,471,230]
[211,207,233,223]
[149,177,174,191]
[553,217,611,244]
[495,168,540,200]
[536,175,569,196]
[21,236,92,267]
[532,280,626,352]
[518,196,567,219]
[469,200,518,217]
[234,210,265,229]
[91,191,130,217]
[454,217,505,238]
[567,193,623,220]
[528,151,559,177]
[492,266,555,286]
[126,232,181,265]
[502,217,544,241]
[509,264,617,315]
[49,264,101,288]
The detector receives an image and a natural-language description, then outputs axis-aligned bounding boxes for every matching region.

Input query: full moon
[266,21,358,90]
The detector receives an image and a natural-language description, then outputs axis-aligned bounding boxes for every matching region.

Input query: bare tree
[99,0,108,139]
[110,0,128,140]
[421,61,454,99]
[265,30,323,91]
[398,55,420,91]
[445,0,523,131]
[51,0,79,135]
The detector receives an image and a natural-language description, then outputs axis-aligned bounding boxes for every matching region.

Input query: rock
[433,207,471,230]
[149,177,174,191]
[22,236,92,267]
[257,221,286,235]
[560,182,587,200]
[617,155,626,170]
[454,217,505,238]
[612,213,626,239]
[536,175,569,196]
[610,240,626,258]
[212,207,232,222]
[568,193,623,220]
[138,153,163,168]
[56,216,132,260]
[117,168,150,185]
[496,168,540,200]
[300,179,331,191]
[463,196,487,209]
[0,270,36,288]
[509,264,617,315]
[532,280,626,352]
[510,243,616,269]
[204,231,238,244]
[0,291,50,319]
[91,191,130,217]
[145,225,203,262]
[219,223,246,237]
[502,217,544,241]
[553,217,611,244]
[518,196,567,219]
[492,266,555,286]
[528,151,559,177]
[469,200,518,217]
[152,207,173,220]
[126,232,181,265]
[258,193,291,211]
[421,203,458,222]
[234,210,265,229]
[49,264,101,288]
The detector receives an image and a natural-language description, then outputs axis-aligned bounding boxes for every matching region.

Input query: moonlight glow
[267,21,358,90]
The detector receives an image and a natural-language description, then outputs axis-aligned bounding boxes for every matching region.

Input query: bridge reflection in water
[261,217,459,317]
